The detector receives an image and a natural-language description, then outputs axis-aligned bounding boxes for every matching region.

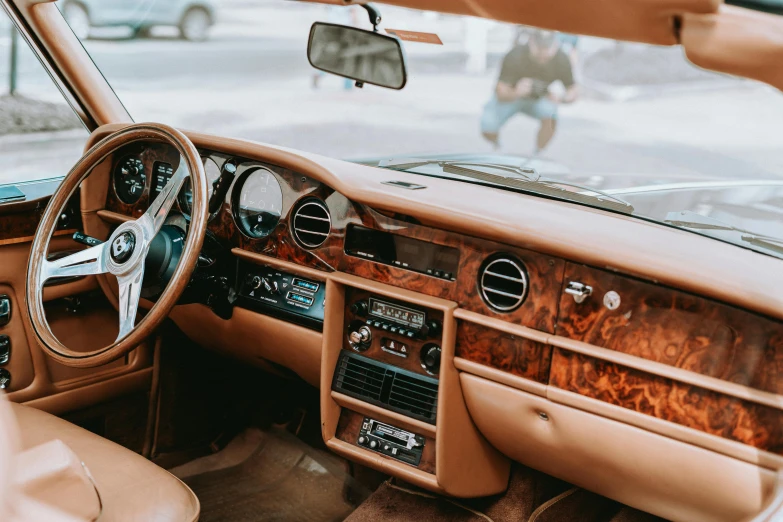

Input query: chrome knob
[251,276,262,290]
[348,325,372,351]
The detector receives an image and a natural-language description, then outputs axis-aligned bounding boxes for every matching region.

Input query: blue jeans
[481,96,558,134]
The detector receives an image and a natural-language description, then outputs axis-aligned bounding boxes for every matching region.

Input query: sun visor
[682,5,783,90]
[299,0,720,45]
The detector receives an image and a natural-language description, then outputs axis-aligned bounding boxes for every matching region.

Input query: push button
[0,295,9,327]
[0,335,9,365]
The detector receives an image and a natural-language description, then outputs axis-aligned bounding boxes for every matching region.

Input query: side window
[0,13,88,187]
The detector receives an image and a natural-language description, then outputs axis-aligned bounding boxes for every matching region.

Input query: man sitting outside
[481,30,579,155]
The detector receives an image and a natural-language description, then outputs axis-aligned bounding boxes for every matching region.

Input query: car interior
[1,0,783,521]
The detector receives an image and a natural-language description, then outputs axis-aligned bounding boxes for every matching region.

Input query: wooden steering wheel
[25,123,209,368]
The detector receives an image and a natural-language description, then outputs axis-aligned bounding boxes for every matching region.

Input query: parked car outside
[60,0,216,41]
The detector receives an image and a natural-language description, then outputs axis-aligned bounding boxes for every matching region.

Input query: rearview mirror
[307,22,407,90]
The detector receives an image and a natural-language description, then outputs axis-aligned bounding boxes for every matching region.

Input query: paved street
[1,1,783,188]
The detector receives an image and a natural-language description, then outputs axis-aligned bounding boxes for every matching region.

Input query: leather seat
[8,401,200,522]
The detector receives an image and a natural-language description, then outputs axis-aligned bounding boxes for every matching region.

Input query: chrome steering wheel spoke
[40,242,109,281]
[138,163,188,241]
[116,265,145,342]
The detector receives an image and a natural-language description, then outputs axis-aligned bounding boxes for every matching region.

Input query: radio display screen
[369,298,425,329]
[344,224,460,279]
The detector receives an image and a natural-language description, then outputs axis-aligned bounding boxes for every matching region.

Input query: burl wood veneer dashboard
[76,133,783,520]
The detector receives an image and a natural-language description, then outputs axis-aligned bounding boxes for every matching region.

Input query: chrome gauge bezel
[231,166,284,239]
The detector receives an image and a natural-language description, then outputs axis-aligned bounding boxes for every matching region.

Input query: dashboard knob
[426,320,441,337]
[421,344,442,374]
[369,440,378,449]
[358,436,367,445]
[350,300,369,316]
[251,276,262,290]
[348,325,372,351]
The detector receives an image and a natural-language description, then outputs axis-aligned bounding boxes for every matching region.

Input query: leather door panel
[0,236,152,411]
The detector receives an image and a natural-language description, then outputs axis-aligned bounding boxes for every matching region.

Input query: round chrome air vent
[291,198,332,248]
[478,254,528,312]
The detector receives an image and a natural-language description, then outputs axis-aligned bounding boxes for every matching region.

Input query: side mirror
[307,22,407,90]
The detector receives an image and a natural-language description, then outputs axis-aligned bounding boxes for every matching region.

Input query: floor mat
[345,466,666,522]
[175,427,372,522]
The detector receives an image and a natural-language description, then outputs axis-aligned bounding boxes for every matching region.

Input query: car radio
[357,417,425,467]
[343,289,443,377]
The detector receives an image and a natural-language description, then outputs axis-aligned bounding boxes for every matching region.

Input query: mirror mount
[360,3,382,32]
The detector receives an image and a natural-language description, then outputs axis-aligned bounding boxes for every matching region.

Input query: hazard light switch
[381,338,408,358]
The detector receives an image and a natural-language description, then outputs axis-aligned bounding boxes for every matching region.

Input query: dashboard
[84,135,783,522]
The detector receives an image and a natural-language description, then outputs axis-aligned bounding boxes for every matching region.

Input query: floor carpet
[175,427,373,522]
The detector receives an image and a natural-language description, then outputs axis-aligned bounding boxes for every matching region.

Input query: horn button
[110,231,136,264]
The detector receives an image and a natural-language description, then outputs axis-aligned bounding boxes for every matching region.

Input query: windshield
[62,0,783,258]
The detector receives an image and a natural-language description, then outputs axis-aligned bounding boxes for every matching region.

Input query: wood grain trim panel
[335,407,436,475]
[556,263,783,395]
[455,320,552,383]
[549,348,783,455]
[457,308,783,412]
[0,196,82,245]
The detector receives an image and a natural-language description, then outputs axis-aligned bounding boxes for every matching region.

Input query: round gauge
[114,156,146,204]
[233,167,283,238]
[179,157,221,216]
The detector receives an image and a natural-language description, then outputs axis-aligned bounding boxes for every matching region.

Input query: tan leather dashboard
[76,125,783,521]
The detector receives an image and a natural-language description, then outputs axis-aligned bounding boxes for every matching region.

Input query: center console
[322,272,510,497]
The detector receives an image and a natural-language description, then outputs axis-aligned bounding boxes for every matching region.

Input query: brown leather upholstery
[13,439,101,520]
[10,401,200,522]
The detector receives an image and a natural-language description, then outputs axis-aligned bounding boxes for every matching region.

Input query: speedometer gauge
[114,156,146,204]
[233,167,283,238]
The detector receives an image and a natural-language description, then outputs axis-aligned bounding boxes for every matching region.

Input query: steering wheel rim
[25,123,208,368]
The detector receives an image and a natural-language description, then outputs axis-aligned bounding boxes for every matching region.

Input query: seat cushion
[10,401,199,522]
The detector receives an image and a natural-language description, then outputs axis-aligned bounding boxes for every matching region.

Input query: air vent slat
[389,391,436,409]
[483,270,525,283]
[479,255,528,312]
[340,368,385,386]
[392,377,438,395]
[391,378,437,394]
[483,287,525,299]
[292,199,331,248]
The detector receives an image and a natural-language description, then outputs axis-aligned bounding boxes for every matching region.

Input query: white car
[60,0,216,41]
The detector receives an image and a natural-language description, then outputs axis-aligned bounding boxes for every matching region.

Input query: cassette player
[356,417,425,467]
